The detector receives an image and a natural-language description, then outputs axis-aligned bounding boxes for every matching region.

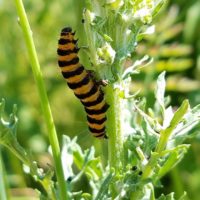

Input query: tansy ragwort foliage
[1,0,200,199]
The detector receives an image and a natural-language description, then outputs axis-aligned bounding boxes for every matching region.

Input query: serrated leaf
[0,100,55,198]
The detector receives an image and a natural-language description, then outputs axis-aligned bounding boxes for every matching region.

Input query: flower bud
[97,43,116,64]
[106,0,124,10]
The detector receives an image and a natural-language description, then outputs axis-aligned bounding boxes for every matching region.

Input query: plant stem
[13,1,68,199]
[106,84,123,172]
[0,149,9,200]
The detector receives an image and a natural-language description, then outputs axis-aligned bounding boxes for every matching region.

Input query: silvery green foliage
[1,1,200,199]
[0,99,57,199]
[1,78,200,199]
[122,73,200,199]
[81,1,200,199]
[83,0,166,79]
[61,73,200,199]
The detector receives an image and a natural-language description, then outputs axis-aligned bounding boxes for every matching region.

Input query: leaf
[178,192,187,200]
[165,100,189,136]
[170,104,200,145]
[158,144,190,178]
[94,169,115,200]
[152,0,167,19]
[155,72,166,117]
[157,192,175,200]
[82,193,92,200]
[0,99,55,199]
[61,136,75,180]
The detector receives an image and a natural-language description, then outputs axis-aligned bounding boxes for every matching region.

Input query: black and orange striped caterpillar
[57,27,108,138]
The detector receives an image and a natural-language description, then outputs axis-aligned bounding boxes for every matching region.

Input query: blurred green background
[0,0,200,199]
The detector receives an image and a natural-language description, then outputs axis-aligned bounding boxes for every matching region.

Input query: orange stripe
[88,122,105,130]
[58,53,77,61]
[85,101,105,110]
[87,113,105,119]
[74,81,94,94]
[67,71,87,84]
[58,43,75,50]
[81,90,101,102]
[60,35,74,40]
[60,63,81,72]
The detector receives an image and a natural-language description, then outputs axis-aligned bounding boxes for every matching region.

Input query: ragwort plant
[0,0,200,199]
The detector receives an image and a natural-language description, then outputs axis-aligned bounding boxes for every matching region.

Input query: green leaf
[0,99,55,199]
[155,100,190,153]
[165,100,189,136]
[171,100,189,127]
[178,192,187,200]
[152,0,167,19]
[94,169,115,200]
[171,104,200,145]
[155,72,166,117]
[157,192,175,200]
[158,144,190,178]
[82,193,92,200]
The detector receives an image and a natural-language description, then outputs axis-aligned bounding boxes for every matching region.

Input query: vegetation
[0,0,200,199]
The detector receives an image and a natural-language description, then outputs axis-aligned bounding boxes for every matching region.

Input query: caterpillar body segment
[57,27,108,138]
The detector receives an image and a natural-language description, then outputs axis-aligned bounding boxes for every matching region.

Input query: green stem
[0,149,9,200]
[142,126,174,180]
[155,132,170,153]
[106,84,123,172]
[105,83,124,199]
[13,1,68,199]
[83,10,98,67]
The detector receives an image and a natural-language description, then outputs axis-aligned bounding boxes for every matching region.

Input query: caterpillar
[57,27,108,138]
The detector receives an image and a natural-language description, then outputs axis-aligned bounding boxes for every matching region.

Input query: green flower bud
[97,43,116,64]
[106,0,124,10]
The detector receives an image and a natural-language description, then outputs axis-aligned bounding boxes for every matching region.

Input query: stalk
[0,149,9,200]
[106,84,123,171]
[13,1,68,199]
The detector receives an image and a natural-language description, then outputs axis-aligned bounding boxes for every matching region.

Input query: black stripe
[58,57,79,67]
[81,92,104,107]
[59,38,71,45]
[67,74,90,89]
[95,133,106,138]
[59,38,77,45]
[89,126,105,133]
[75,84,97,99]
[87,115,106,124]
[58,38,77,45]
[57,48,79,56]
[85,103,109,115]
[61,66,84,79]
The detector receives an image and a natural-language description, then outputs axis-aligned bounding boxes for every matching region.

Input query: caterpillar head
[61,27,72,33]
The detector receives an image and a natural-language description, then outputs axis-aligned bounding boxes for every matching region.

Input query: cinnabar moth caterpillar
[57,27,108,138]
